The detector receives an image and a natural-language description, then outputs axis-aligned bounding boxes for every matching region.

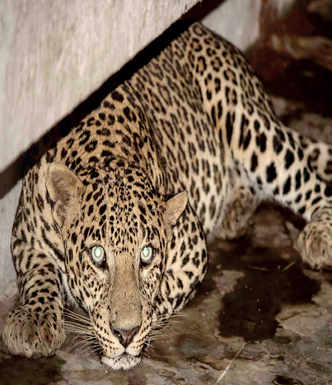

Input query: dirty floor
[1,4,332,385]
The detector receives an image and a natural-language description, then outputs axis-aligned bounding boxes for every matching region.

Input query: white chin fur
[102,354,141,370]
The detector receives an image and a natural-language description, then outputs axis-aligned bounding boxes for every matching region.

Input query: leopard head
[46,162,187,369]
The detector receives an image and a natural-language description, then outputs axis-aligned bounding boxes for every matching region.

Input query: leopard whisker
[64,321,94,330]
[73,336,102,355]
[152,311,184,332]
[64,319,93,327]
[64,309,91,325]
[81,340,103,355]
[64,325,95,336]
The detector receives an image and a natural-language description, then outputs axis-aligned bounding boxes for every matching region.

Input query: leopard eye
[140,245,154,266]
[90,245,105,265]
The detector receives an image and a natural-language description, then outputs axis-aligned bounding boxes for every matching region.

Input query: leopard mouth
[101,352,141,370]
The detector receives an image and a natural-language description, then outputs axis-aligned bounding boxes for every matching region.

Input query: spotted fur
[3,23,332,370]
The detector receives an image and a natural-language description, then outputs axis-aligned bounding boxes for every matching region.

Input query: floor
[1,3,332,385]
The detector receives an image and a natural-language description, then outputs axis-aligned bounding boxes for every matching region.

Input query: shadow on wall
[0,0,226,200]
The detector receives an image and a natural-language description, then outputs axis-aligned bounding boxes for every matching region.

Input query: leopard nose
[110,325,140,347]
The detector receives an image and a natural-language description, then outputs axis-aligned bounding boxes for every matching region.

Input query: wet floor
[218,243,321,342]
[0,355,65,385]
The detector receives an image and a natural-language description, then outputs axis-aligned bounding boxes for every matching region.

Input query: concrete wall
[0,0,294,292]
[203,0,261,50]
[0,0,200,171]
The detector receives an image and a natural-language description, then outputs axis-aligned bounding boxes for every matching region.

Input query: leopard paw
[295,220,332,270]
[2,304,65,358]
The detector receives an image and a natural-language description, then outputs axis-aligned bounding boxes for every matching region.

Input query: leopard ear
[46,164,82,226]
[164,191,188,234]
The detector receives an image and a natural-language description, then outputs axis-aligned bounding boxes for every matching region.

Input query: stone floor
[1,4,332,385]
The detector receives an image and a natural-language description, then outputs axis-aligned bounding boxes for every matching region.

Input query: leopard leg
[2,234,65,357]
[226,113,332,269]
[294,206,332,269]
[291,139,332,269]
[218,186,259,240]
[2,164,81,357]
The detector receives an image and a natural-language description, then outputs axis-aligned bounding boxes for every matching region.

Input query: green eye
[140,246,154,266]
[90,246,105,264]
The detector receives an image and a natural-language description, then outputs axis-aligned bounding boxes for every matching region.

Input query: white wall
[203,0,261,50]
[0,0,200,171]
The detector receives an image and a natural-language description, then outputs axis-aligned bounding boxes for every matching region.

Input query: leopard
[3,22,332,371]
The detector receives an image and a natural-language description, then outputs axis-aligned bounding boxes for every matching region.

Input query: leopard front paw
[295,220,332,270]
[2,304,65,358]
